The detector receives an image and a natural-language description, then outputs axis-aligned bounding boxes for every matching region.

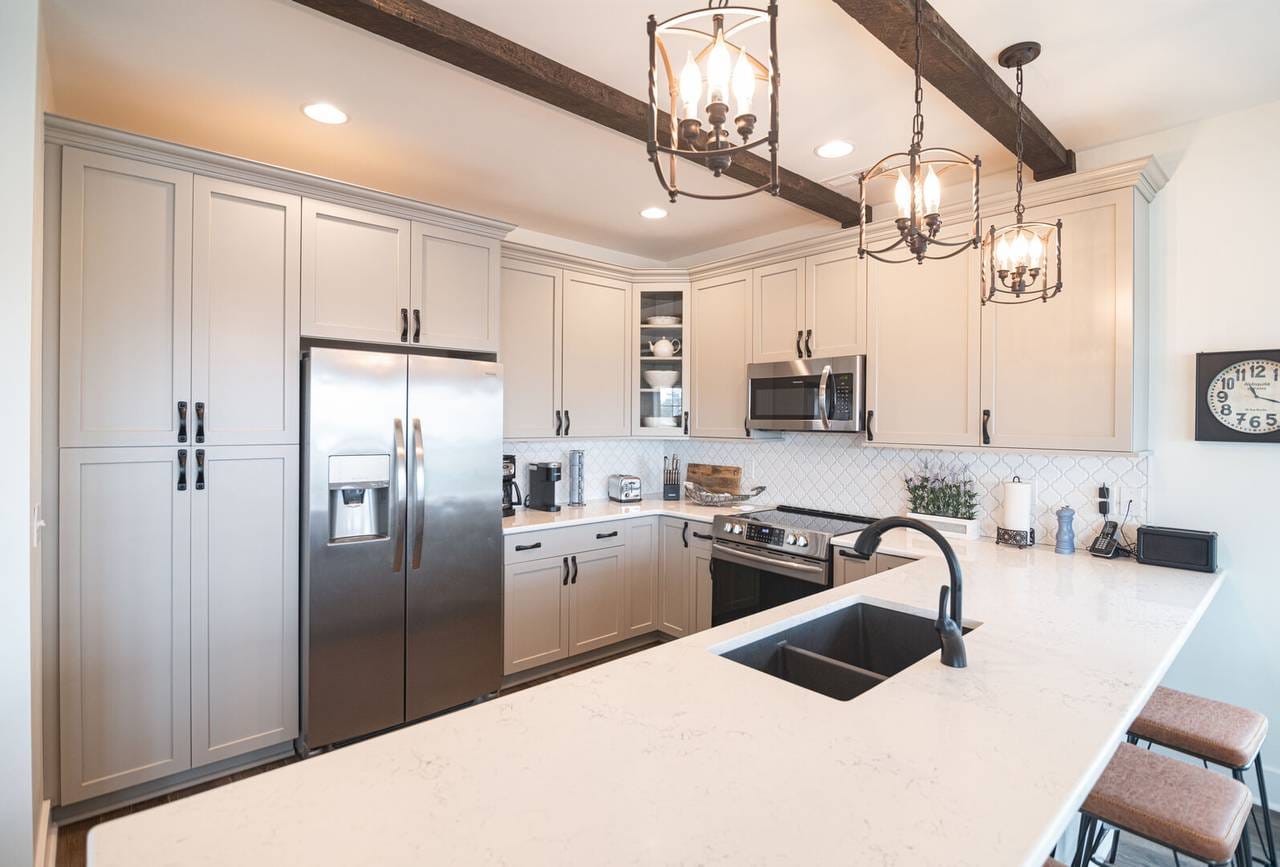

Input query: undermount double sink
[719,602,975,701]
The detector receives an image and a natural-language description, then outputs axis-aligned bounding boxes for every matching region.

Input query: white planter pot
[905,512,981,540]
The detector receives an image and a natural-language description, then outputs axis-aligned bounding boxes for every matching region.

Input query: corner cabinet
[633,283,691,436]
[658,518,713,637]
[690,271,753,439]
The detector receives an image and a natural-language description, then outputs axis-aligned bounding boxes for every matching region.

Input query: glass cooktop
[738,506,876,537]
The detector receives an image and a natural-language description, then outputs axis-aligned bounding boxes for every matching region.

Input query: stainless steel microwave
[747,355,866,432]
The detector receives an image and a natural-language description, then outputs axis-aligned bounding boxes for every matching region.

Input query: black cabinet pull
[194,402,205,443]
[692,531,712,541]
[177,449,188,491]
[400,308,409,342]
[595,531,618,540]
[804,329,813,357]
[514,542,542,552]
[982,409,992,445]
[194,449,206,491]
[570,554,578,584]
[838,549,870,561]
[865,409,875,442]
[412,309,421,343]
[177,401,188,443]
[681,520,689,548]
[564,410,571,437]
[795,330,803,358]
[683,411,689,435]
[562,557,569,586]
[554,410,562,437]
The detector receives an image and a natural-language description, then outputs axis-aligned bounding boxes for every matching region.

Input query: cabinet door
[691,528,714,633]
[690,270,752,439]
[59,448,191,803]
[865,244,982,446]
[835,551,876,585]
[624,518,659,637]
[981,189,1137,451]
[192,177,300,446]
[411,222,500,352]
[806,247,867,358]
[874,554,916,573]
[752,257,806,362]
[191,446,299,767]
[561,270,630,437]
[60,148,192,447]
[300,198,411,344]
[504,556,570,675]
[658,519,693,637]
[568,547,626,655]
[500,260,561,438]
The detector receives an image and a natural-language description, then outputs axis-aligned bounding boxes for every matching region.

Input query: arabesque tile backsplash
[504,434,1147,547]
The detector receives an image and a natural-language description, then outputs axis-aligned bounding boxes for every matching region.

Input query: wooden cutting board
[685,463,742,494]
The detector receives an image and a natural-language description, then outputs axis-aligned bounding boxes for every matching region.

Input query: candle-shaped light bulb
[995,234,1011,269]
[1010,230,1028,265]
[732,47,755,116]
[1028,232,1044,269]
[923,165,942,214]
[678,50,702,119]
[894,169,911,218]
[706,32,732,106]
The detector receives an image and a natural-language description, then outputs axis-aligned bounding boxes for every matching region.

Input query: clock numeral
[1216,390,1228,402]
[1220,403,1232,416]
[1236,412,1247,425]
[1249,415,1262,429]
[1268,413,1278,426]
[1225,376,1236,389]
[1251,363,1267,378]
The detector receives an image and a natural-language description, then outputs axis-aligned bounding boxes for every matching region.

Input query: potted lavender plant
[904,462,981,539]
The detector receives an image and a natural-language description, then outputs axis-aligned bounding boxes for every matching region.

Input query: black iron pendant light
[858,0,981,264]
[647,0,780,202]
[981,42,1063,304]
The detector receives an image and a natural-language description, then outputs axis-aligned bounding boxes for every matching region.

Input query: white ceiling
[43,0,1280,263]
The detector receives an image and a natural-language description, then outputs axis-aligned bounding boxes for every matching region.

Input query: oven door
[710,541,831,627]
[747,356,865,432]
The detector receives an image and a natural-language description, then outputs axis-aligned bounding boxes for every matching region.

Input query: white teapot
[648,337,681,358]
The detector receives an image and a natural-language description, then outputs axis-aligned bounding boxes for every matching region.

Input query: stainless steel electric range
[708,505,877,627]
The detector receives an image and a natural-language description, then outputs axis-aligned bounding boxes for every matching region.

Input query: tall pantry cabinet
[56,148,299,803]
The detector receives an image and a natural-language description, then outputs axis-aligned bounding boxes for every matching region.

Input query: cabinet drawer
[504,520,631,564]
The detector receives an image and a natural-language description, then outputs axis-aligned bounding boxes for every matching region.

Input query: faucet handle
[935,584,968,669]
[936,585,951,629]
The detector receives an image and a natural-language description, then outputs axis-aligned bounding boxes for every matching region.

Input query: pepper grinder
[1055,505,1076,555]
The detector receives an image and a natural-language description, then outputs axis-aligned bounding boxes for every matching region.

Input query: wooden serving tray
[685,463,742,494]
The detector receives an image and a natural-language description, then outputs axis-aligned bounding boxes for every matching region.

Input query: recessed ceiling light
[640,207,668,220]
[302,102,348,125]
[815,140,855,159]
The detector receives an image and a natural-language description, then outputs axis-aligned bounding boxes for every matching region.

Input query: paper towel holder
[996,475,1036,549]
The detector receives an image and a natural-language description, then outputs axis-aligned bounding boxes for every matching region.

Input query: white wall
[0,0,45,863]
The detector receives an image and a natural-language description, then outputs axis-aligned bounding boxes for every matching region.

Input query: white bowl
[641,416,681,427]
[645,315,681,325]
[643,370,680,389]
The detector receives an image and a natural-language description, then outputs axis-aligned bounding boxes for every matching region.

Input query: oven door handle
[711,542,829,586]
[817,364,832,431]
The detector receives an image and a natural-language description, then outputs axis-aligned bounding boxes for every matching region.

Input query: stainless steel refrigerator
[301,346,502,751]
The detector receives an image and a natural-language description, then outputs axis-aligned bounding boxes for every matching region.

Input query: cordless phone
[1089,521,1120,559]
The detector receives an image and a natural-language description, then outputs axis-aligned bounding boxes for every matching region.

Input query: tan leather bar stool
[1129,686,1275,866]
[1072,742,1253,867]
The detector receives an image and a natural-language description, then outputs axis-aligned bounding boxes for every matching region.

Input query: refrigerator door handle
[410,418,425,569]
[392,418,407,572]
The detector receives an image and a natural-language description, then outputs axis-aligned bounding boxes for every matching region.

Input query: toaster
[608,474,642,503]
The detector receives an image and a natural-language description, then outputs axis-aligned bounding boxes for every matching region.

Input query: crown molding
[501,241,689,284]
[43,114,517,240]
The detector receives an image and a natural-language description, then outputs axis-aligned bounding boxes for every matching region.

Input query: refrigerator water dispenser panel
[328,454,390,543]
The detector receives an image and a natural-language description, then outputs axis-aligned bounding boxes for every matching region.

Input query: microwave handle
[817,364,832,430]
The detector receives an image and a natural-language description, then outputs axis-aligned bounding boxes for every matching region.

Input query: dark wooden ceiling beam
[290,0,863,225]
[831,0,1075,180]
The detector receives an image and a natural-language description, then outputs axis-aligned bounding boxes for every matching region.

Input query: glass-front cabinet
[632,282,690,437]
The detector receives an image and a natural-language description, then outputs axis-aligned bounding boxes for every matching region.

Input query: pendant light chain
[911,0,925,150]
[1013,61,1025,225]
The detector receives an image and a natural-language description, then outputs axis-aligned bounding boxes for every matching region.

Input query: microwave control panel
[830,373,855,420]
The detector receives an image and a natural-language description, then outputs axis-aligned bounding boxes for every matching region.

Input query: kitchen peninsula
[87,532,1221,866]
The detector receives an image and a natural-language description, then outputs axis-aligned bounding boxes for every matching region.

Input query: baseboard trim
[34,799,54,867]
[500,633,668,690]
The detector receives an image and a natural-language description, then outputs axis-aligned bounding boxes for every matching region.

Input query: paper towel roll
[1001,476,1033,533]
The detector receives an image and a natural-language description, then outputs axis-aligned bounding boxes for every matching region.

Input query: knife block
[663,482,681,501]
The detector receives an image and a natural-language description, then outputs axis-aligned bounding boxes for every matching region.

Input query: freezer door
[405,355,504,720]
[303,347,408,749]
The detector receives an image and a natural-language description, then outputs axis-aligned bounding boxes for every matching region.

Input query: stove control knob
[733,524,743,535]
[794,535,808,548]
[722,522,734,532]
[785,533,796,546]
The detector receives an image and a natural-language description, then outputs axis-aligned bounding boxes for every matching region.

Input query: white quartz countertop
[502,496,754,533]
[89,532,1222,867]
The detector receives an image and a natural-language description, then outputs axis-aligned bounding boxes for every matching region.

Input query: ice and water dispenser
[327,454,391,543]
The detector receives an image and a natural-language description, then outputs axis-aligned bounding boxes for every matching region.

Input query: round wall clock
[1195,350,1280,443]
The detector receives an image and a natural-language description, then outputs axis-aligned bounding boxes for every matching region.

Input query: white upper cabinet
[865,243,983,447]
[805,246,867,358]
[60,148,193,447]
[691,270,753,439]
[752,257,806,363]
[411,222,500,352]
[192,177,300,446]
[560,270,630,438]
[500,260,561,438]
[301,198,412,345]
[981,188,1145,451]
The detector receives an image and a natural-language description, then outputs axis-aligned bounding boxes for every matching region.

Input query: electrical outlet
[1114,485,1137,523]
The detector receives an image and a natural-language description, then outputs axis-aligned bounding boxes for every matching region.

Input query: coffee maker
[525,462,561,512]
[502,454,521,518]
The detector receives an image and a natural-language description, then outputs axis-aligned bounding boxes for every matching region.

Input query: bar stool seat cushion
[1084,743,1252,864]
[1130,685,1268,768]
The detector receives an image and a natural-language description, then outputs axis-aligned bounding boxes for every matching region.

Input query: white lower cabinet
[834,550,917,586]
[658,518,712,637]
[58,444,299,804]
[568,548,626,655]
[623,518,659,637]
[503,556,572,675]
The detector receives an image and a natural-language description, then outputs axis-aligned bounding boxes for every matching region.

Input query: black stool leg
[1256,750,1277,867]
[1072,816,1095,867]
